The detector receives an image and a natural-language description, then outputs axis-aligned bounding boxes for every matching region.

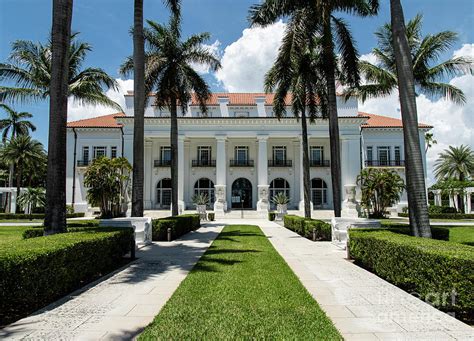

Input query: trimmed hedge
[0,212,85,220]
[283,215,331,241]
[268,212,276,221]
[429,205,458,214]
[152,214,200,241]
[207,213,215,221]
[376,224,450,241]
[399,212,474,219]
[0,227,133,326]
[349,230,474,321]
[22,220,102,239]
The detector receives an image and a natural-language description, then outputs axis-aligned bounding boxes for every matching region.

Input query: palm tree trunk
[170,96,179,216]
[322,22,342,218]
[5,164,14,213]
[44,0,73,234]
[390,0,431,238]
[15,164,22,214]
[131,0,145,217]
[301,109,311,218]
[458,173,465,213]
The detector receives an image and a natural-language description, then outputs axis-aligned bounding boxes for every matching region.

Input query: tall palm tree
[1,136,45,213]
[0,103,36,211]
[390,0,431,238]
[121,12,220,216]
[425,132,437,153]
[264,9,327,218]
[249,0,378,217]
[351,14,473,103]
[17,187,46,219]
[0,104,36,142]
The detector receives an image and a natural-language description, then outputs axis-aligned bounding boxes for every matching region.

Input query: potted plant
[272,192,290,220]
[192,193,209,220]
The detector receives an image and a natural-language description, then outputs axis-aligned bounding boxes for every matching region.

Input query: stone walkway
[1,224,223,340]
[237,219,473,341]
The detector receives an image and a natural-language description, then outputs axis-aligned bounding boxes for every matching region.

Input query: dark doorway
[231,178,252,209]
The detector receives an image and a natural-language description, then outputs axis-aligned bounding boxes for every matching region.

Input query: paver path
[1,224,223,340]
[220,219,473,341]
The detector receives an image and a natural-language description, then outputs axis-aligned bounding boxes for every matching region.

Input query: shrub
[22,221,102,240]
[398,212,474,219]
[22,228,43,239]
[0,227,133,325]
[283,215,331,241]
[268,212,276,221]
[358,225,450,241]
[348,230,474,321]
[207,212,215,221]
[429,205,458,214]
[0,212,85,220]
[152,214,200,241]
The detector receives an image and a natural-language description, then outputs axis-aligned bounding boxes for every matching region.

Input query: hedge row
[348,230,474,321]
[152,214,200,241]
[0,212,85,220]
[0,227,133,326]
[22,220,101,239]
[283,215,331,241]
[375,224,450,241]
[399,212,474,220]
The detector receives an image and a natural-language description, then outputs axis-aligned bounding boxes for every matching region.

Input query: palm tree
[351,14,473,103]
[17,187,46,219]
[390,0,431,238]
[425,132,437,153]
[1,136,45,213]
[0,104,36,142]
[0,103,36,211]
[434,145,474,213]
[249,0,378,217]
[264,9,327,218]
[121,12,220,216]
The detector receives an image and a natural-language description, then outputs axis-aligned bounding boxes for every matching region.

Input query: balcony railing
[268,159,292,167]
[154,159,172,167]
[310,160,330,167]
[77,160,90,167]
[230,159,254,167]
[192,159,216,167]
[365,160,405,167]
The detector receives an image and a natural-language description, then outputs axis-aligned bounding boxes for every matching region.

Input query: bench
[100,217,152,247]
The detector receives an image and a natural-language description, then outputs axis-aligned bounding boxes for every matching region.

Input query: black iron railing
[365,160,405,167]
[230,159,254,167]
[154,159,172,167]
[268,159,292,167]
[192,159,216,167]
[310,160,330,167]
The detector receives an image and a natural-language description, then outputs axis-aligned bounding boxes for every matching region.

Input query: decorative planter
[276,204,288,220]
[196,204,207,220]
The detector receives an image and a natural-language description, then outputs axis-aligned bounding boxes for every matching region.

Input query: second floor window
[82,146,89,162]
[235,146,248,163]
[367,146,373,162]
[273,146,287,163]
[93,146,107,159]
[197,146,211,163]
[377,146,391,165]
[310,146,324,164]
[234,111,249,118]
[111,146,118,159]
[161,146,171,162]
[394,146,401,164]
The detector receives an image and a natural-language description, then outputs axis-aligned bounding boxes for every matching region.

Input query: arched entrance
[270,178,290,210]
[194,178,215,208]
[156,178,172,209]
[311,178,328,208]
[231,178,252,209]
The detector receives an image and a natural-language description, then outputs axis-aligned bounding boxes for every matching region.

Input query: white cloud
[215,21,286,92]
[190,40,222,74]
[67,78,133,121]
[359,45,474,185]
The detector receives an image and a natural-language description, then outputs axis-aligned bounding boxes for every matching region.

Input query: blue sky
[0,0,473,153]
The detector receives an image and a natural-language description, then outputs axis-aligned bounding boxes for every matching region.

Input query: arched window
[156,178,172,209]
[270,178,290,209]
[311,178,328,207]
[194,178,215,208]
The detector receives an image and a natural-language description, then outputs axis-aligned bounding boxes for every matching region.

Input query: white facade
[66,93,431,217]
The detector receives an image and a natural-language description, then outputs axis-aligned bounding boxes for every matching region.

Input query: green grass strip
[139,225,341,340]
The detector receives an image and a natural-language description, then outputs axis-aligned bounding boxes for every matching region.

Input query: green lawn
[448,226,474,246]
[139,225,341,340]
[0,225,29,245]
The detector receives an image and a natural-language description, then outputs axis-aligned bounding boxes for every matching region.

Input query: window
[270,178,290,210]
[310,146,324,165]
[161,146,172,165]
[394,146,401,165]
[235,146,248,163]
[93,146,107,159]
[272,146,287,165]
[82,146,89,163]
[111,146,118,159]
[311,178,328,207]
[156,178,172,208]
[194,178,215,208]
[366,146,373,164]
[198,146,211,162]
[377,146,391,166]
[234,111,249,118]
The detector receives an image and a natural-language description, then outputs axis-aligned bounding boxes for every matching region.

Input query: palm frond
[420,81,466,104]
[332,16,360,86]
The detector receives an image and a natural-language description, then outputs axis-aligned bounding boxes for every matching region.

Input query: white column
[433,190,442,206]
[298,135,313,212]
[178,135,185,213]
[466,190,472,213]
[218,97,229,117]
[341,136,360,217]
[257,135,269,214]
[255,96,267,117]
[144,140,153,210]
[214,135,227,216]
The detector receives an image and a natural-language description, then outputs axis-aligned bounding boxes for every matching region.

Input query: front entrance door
[231,178,252,209]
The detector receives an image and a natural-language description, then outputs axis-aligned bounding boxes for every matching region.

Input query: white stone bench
[331,217,381,250]
[100,217,152,247]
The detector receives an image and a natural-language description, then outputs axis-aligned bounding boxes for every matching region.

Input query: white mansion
[66,92,432,217]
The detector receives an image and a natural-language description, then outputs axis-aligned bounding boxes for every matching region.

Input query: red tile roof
[358,112,432,129]
[67,112,124,128]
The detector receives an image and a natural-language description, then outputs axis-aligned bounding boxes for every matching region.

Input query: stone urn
[276,204,288,220]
